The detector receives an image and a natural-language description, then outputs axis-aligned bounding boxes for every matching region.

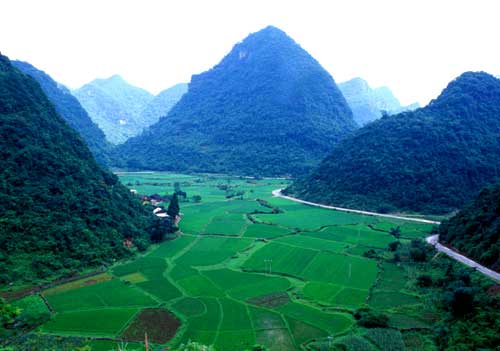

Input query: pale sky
[1,0,499,105]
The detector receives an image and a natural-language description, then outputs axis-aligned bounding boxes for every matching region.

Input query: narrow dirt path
[273,189,500,282]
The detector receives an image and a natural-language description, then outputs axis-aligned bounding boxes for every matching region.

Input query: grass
[41,308,139,336]
[218,298,253,331]
[45,279,157,312]
[286,317,329,346]
[185,297,221,331]
[248,306,287,330]
[274,234,348,253]
[215,330,256,351]
[277,302,353,335]
[243,223,292,239]
[177,275,224,297]
[26,172,437,350]
[242,242,318,277]
[364,328,406,351]
[369,291,421,309]
[303,282,343,303]
[136,278,182,301]
[255,328,296,351]
[172,297,206,317]
[175,236,253,266]
[201,269,291,300]
[147,235,196,259]
[42,273,112,296]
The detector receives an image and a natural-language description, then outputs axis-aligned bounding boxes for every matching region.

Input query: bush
[388,241,400,251]
[354,308,389,328]
[416,275,433,287]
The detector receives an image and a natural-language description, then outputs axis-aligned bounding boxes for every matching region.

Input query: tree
[150,218,167,243]
[167,193,180,219]
[416,274,433,287]
[0,298,20,332]
[192,195,202,203]
[388,241,400,251]
[354,308,389,328]
[390,226,401,240]
[448,287,475,317]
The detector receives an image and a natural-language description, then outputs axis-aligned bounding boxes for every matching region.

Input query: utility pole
[264,259,273,274]
[327,335,333,350]
[348,263,352,280]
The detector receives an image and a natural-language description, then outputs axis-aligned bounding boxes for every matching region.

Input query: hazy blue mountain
[288,72,500,214]
[338,77,419,125]
[139,83,188,127]
[116,26,356,176]
[12,60,111,166]
[0,53,154,283]
[73,75,153,144]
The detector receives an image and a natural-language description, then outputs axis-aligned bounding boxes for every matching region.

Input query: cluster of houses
[130,189,170,218]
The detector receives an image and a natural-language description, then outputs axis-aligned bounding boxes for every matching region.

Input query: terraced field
[33,173,436,350]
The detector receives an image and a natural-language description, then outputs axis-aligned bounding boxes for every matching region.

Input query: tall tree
[167,193,180,219]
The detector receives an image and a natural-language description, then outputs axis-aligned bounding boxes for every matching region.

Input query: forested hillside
[116,26,356,176]
[73,75,153,144]
[287,72,500,214]
[439,183,500,272]
[0,54,154,284]
[139,83,188,127]
[12,61,111,166]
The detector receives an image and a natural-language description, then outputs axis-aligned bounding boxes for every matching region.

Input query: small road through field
[426,235,500,282]
[272,189,500,282]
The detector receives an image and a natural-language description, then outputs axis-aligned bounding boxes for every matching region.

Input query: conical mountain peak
[116,27,355,176]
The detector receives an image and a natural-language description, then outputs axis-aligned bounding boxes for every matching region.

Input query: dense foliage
[12,61,111,166]
[439,183,500,272]
[139,83,188,128]
[116,26,356,176]
[433,267,500,350]
[338,77,418,126]
[288,72,500,213]
[73,75,154,144]
[0,54,155,284]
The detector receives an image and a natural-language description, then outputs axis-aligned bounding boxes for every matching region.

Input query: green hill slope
[287,72,500,214]
[439,183,500,272]
[12,60,111,166]
[116,26,356,176]
[139,83,188,127]
[0,53,154,284]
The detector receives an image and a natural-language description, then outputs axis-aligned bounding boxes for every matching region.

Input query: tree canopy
[0,53,155,284]
[287,72,500,214]
[115,26,356,176]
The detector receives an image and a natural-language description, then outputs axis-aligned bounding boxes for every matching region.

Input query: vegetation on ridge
[288,72,500,214]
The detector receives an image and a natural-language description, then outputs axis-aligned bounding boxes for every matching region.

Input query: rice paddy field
[31,172,438,350]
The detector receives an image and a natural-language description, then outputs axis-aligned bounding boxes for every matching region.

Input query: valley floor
[7,172,496,351]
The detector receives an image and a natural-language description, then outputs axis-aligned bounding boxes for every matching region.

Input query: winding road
[272,189,500,282]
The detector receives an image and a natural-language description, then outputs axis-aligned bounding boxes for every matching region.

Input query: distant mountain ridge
[12,60,111,166]
[73,77,187,144]
[73,75,154,144]
[338,77,419,125]
[287,71,500,214]
[115,26,357,176]
[0,53,154,283]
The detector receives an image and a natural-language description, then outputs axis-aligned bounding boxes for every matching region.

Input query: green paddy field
[33,173,438,350]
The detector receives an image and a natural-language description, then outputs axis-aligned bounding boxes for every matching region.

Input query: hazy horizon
[1,0,499,105]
